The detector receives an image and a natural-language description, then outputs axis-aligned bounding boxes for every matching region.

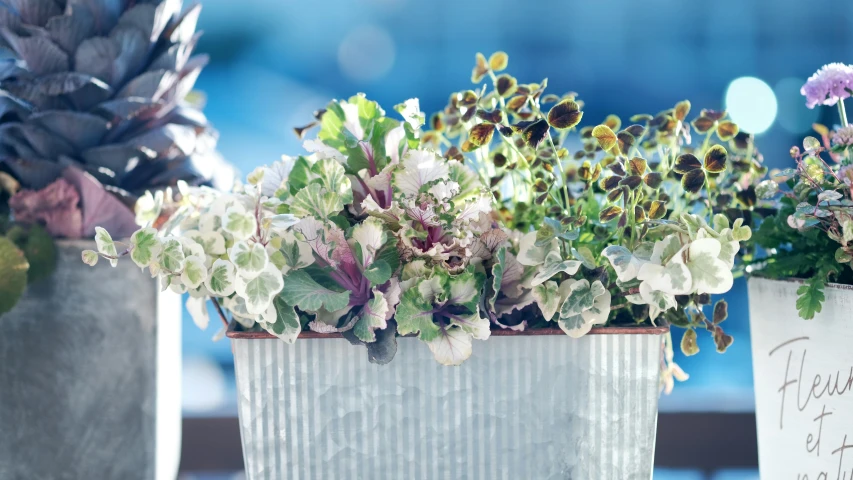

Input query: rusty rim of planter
[748,275,853,291]
[226,321,669,339]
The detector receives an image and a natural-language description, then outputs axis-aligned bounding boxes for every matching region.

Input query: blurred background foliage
[182,0,853,422]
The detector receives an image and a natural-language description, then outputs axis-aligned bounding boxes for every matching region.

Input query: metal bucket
[229,325,666,479]
[0,240,182,480]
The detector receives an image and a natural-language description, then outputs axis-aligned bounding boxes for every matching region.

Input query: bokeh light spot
[725,77,778,135]
[338,25,396,83]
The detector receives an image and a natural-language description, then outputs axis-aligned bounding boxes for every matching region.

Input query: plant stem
[211,298,229,328]
[839,99,849,128]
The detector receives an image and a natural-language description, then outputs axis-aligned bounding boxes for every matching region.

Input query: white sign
[749,277,853,480]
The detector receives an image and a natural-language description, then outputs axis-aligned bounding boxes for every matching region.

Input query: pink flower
[801,63,853,109]
[832,125,853,147]
[9,178,83,238]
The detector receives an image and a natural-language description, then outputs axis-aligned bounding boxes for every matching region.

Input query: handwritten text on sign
[749,278,853,480]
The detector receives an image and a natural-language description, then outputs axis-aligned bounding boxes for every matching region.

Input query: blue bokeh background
[177,0,853,475]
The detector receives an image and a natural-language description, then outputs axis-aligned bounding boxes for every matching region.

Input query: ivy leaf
[602,245,642,282]
[796,274,826,320]
[0,237,28,316]
[205,259,236,296]
[531,251,582,286]
[81,250,98,266]
[186,296,209,331]
[280,269,351,312]
[229,241,269,279]
[222,205,256,241]
[159,239,186,272]
[532,280,560,321]
[260,294,302,344]
[130,227,162,268]
[676,238,733,294]
[235,264,285,315]
[94,226,118,267]
[181,255,208,290]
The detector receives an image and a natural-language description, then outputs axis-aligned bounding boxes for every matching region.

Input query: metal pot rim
[226,322,669,340]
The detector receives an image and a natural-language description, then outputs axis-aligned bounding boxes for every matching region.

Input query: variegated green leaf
[130,227,162,268]
[235,264,285,315]
[222,205,256,241]
[94,227,118,267]
[186,296,209,330]
[311,158,353,206]
[81,250,98,266]
[229,241,269,279]
[181,255,208,289]
[205,259,236,296]
[531,251,582,286]
[532,280,560,321]
[601,245,641,282]
[159,239,186,272]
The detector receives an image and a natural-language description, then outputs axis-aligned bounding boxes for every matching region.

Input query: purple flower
[832,126,853,147]
[801,63,853,108]
[9,178,83,238]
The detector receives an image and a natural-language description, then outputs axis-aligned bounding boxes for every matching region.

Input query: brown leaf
[600,175,622,191]
[648,200,667,219]
[468,123,495,147]
[681,328,699,356]
[713,299,728,324]
[430,113,444,131]
[547,99,583,130]
[471,53,488,83]
[623,124,646,138]
[716,120,739,141]
[489,51,509,71]
[506,95,528,111]
[592,125,617,151]
[619,175,643,190]
[604,114,621,131]
[681,169,706,194]
[496,74,518,98]
[703,145,728,173]
[691,116,715,133]
[674,153,702,174]
[477,109,503,124]
[616,131,635,155]
[634,205,646,222]
[522,119,550,149]
[599,205,623,222]
[674,100,691,121]
[628,157,647,176]
[644,172,663,189]
[607,188,624,202]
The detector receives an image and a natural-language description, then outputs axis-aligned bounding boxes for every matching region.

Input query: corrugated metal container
[229,325,667,480]
[0,240,182,480]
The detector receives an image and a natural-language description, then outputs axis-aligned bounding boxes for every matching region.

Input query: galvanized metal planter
[0,240,182,480]
[229,325,667,480]
[748,277,853,479]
